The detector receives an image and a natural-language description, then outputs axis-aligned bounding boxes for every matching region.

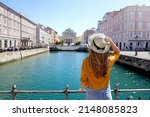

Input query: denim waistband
[87,85,111,92]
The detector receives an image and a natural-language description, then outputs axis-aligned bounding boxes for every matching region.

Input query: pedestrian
[79,33,120,100]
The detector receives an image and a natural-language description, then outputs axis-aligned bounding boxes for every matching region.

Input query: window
[130,12,134,18]
[4,40,7,48]
[130,32,135,38]
[148,12,150,18]
[139,12,142,18]
[4,9,6,14]
[123,33,126,38]
[146,32,150,38]
[120,24,122,31]
[130,21,135,29]
[10,41,12,47]
[4,26,7,34]
[120,16,122,21]
[124,23,126,30]
[9,19,12,26]
[124,43,126,47]
[147,22,150,30]
[124,13,126,21]
[14,40,16,46]
[3,16,6,24]
[138,22,142,29]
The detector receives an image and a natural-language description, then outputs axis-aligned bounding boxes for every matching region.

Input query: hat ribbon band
[93,39,105,50]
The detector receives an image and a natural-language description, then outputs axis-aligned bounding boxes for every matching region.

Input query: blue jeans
[86,85,112,100]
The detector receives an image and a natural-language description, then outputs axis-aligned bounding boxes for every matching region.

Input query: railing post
[11,85,17,100]
[114,84,119,100]
[127,97,130,100]
[64,84,69,100]
[138,97,141,100]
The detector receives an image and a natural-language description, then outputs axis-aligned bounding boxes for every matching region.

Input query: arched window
[119,42,122,50]
[14,40,16,47]
[116,42,118,47]
[146,42,148,49]
[10,41,12,47]
[130,43,133,50]
[4,40,7,48]
[130,21,135,29]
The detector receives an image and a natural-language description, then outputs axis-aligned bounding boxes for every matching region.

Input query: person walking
[79,33,120,100]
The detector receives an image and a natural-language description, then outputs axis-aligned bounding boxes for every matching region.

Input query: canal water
[0,51,150,100]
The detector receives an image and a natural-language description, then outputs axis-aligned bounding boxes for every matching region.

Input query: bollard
[135,51,138,56]
[11,85,17,100]
[64,84,69,100]
[114,84,119,100]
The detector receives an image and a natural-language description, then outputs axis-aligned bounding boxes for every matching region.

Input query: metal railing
[0,84,150,100]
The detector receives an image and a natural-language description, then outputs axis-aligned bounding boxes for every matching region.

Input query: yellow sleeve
[80,59,88,86]
[110,52,120,64]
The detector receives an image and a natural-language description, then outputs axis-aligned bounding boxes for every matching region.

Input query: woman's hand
[105,36,120,53]
[105,36,112,44]
[78,88,86,92]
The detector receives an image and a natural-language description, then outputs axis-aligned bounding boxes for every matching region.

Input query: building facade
[0,2,57,50]
[44,27,58,44]
[62,28,76,45]
[83,28,96,44]
[20,15,36,48]
[36,24,51,47]
[98,5,150,51]
[0,2,21,49]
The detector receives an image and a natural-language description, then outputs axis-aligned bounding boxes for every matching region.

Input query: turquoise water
[0,51,150,100]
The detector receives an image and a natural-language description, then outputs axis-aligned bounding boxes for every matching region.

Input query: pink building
[98,5,150,51]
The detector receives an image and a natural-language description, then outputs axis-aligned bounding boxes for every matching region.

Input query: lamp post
[134,35,139,56]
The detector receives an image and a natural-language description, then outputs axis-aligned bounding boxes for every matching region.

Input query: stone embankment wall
[0,48,49,64]
[117,54,150,73]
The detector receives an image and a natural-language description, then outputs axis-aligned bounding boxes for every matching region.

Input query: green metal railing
[0,84,150,100]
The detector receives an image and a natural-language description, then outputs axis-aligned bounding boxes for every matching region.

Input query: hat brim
[88,35,110,53]
[89,42,110,53]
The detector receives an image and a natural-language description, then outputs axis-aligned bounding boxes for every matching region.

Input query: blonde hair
[88,49,110,78]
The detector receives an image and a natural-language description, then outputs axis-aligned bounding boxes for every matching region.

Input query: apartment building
[0,2,21,49]
[20,15,36,48]
[0,2,55,50]
[83,28,96,44]
[44,27,58,44]
[98,5,150,51]
[36,24,51,47]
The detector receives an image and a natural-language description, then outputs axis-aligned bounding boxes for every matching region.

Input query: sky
[0,0,150,36]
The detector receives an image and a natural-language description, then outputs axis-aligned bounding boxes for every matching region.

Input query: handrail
[0,84,150,100]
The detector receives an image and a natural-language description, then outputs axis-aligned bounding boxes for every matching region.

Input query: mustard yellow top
[80,52,120,90]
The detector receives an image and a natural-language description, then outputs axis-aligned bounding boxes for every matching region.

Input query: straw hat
[88,33,110,53]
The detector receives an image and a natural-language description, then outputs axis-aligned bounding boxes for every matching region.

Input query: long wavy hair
[88,49,110,78]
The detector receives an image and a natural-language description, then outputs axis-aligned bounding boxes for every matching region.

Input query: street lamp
[134,34,139,56]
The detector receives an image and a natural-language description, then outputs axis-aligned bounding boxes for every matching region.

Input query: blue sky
[0,0,150,36]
